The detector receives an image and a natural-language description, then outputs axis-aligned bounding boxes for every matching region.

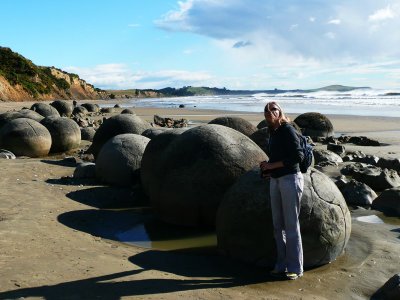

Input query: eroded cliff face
[0,68,108,102]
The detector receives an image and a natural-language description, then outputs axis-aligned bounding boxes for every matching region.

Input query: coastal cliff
[0,47,108,101]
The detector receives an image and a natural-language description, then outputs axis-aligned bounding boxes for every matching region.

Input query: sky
[1,0,400,90]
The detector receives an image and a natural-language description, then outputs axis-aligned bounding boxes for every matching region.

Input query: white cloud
[369,5,396,22]
[327,19,341,25]
[64,64,212,89]
[155,0,400,61]
[128,23,141,27]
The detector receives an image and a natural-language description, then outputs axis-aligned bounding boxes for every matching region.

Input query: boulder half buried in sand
[0,118,52,157]
[50,100,74,117]
[217,167,351,268]
[96,134,150,187]
[141,124,268,227]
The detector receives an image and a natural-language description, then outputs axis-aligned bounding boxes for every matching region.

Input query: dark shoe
[286,272,303,280]
[269,269,286,279]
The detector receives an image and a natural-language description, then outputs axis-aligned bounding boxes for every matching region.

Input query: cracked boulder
[337,179,377,207]
[313,149,343,165]
[216,167,351,268]
[141,124,268,227]
[342,163,400,191]
[0,118,52,157]
[294,112,334,137]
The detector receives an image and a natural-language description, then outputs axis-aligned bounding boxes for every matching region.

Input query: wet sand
[1,99,400,299]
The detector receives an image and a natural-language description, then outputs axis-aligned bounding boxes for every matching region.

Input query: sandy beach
[1,99,400,299]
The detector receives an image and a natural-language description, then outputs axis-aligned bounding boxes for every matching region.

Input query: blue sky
[1,0,400,90]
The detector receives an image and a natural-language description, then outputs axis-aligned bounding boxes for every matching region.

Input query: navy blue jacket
[267,123,304,178]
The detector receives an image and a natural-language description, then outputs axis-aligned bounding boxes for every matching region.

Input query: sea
[102,88,400,118]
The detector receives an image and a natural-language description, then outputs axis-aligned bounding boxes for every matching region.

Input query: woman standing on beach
[259,101,305,280]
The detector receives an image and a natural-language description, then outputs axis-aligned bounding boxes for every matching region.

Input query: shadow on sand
[0,209,279,299]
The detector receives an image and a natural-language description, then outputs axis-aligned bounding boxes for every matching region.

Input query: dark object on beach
[153,115,188,128]
[72,106,89,116]
[86,114,151,158]
[327,143,346,156]
[377,157,400,173]
[337,179,377,206]
[0,118,51,157]
[81,103,100,113]
[216,167,351,268]
[114,104,121,108]
[74,162,96,179]
[208,116,257,137]
[80,127,96,142]
[348,136,380,146]
[371,187,400,216]
[31,102,60,118]
[50,100,74,117]
[121,108,136,115]
[141,124,267,227]
[40,117,81,153]
[179,104,185,108]
[96,133,150,187]
[100,107,114,114]
[294,112,334,137]
[372,273,400,300]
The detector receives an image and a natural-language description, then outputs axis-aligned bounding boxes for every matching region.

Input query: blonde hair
[265,101,290,125]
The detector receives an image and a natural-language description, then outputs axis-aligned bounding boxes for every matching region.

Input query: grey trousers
[270,172,304,274]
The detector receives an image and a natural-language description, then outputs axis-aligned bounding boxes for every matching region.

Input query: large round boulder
[208,116,257,137]
[81,127,96,142]
[0,110,43,130]
[40,117,81,153]
[141,124,268,227]
[371,187,400,216]
[81,103,100,113]
[0,118,52,157]
[50,100,74,117]
[249,127,269,154]
[18,109,44,123]
[87,114,151,158]
[31,103,60,118]
[72,106,89,116]
[216,167,351,268]
[96,134,150,187]
[294,112,334,137]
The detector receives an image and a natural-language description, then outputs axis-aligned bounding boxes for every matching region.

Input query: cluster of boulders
[4,106,399,274]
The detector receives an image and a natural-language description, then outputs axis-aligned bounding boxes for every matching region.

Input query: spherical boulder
[87,114,151,158]
[371,187,400,216]
[121,108,136,115]
[31,103,60,118]
[72,106,89,116]
[294,112,334,137]
[141,124,268,227]
[81,103,100,113]
[50,100,74,117]
[249,127,269,154]
[216,167,351,268]
[208,116,257,137]
[96,134,150,187]
[18,109,44,123]
[40,117,81,153]
[81,127,96,141]
[0,118,52,157]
